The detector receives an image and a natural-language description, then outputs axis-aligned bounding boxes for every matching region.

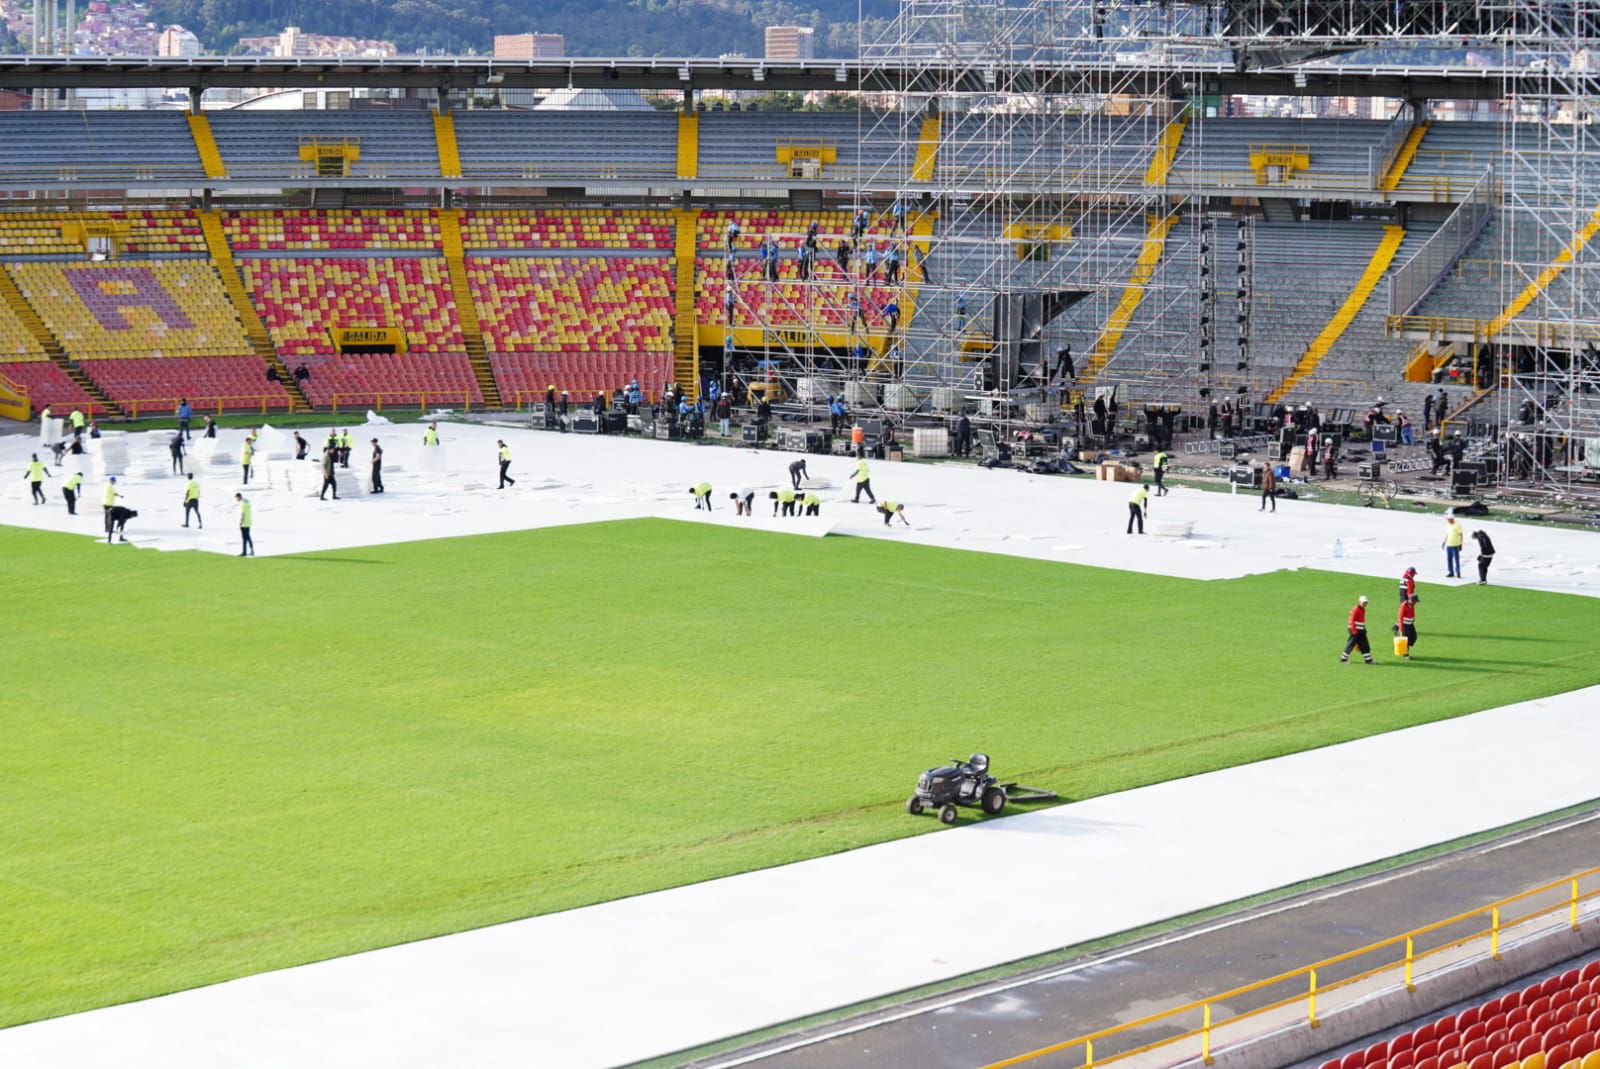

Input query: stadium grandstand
[3,2,1600,1064]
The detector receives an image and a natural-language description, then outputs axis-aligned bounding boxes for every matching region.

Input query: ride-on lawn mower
[905,753,1056,825]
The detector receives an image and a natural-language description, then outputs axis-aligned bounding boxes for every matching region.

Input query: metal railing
[983,867,1600,1069]
[1389,168,1495,318]
[72,394,298,420]
[327,390,474,414]
[1366,106,1415,188]
[1391,313,1600,348]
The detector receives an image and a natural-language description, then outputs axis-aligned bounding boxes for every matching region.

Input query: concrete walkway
[2,683,1597,1068]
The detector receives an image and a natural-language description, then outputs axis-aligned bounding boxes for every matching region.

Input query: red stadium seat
[1468,1053,1495,1069]
[1522,1035,1549,1060]
[1466,1037,1491,1061]
[1416,1040,1440,1062]
[1418,1024,1439,1047]
[1413,1058,1438,1069]
[1462,1008,1484,1031]
[1467,1024,1491,1046]
[1511,1021,1535,1044]
[1389,1049,1415,1069]
[1581,962,1600,985]
[1321,1059,1343,1069]
[1550,1043,1573,1069]
[1394,1033,1417,1056]
[1342,1051,1367,1069]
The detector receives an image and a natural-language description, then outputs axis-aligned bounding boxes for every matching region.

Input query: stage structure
[1494,0,1600,497]
[846,0,1217,428]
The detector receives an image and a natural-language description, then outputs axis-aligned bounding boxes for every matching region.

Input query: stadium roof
[0,54,1522,99]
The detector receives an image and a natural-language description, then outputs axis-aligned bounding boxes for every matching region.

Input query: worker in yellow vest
[801,490,821,516]
[498,441,516,489]
[61,471,82,514]
[877,500,909,526]
[770,486,796,516]
[1153,450,1170,496]
[1127,483,1149,535]
[25,454,49,504]
[69,408,86,437]
[240,435,255,485]
[423,423,440,446]
[690,481,713,510]
[338,429,353,469]
[235,493,255,557]
[851,457,875,503]
[182,474,202,528]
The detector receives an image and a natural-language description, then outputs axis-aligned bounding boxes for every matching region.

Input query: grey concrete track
[679,807,1600,1069]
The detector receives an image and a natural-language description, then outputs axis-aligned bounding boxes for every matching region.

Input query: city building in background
[763,25,814,61]
[493,33,565,60]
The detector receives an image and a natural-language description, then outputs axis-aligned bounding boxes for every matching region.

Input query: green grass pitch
[4,517,1599,1028]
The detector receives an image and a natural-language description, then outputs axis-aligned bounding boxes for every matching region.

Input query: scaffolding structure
[1495,0,1600,497]
[843,0,1215,432]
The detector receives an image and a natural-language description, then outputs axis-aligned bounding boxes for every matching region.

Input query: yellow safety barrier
[113,395,296,420]
[982,866,1600,1069]
[328,390,473,415]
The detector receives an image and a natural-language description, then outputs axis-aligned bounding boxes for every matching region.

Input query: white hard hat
[1358,596,1368,604]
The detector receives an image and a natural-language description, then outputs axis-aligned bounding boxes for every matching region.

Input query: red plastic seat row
[292,353,483,408]
[0,359,98,408]
[488,351,672,401]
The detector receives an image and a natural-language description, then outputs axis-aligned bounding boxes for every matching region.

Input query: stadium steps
[438,209,502,407]
[1379,121,1430,191]
[197,210,307,411]
[673,208,700,399]
[1080,212,1179,385]
[432,112,461,180]
[1481,201,1600,342]
[1267,224,1406,404]
[1144,112,1190,185]
[0,266,121,417]
[912,114,941,182]
[677,113,699,179]
[185,114,227,179]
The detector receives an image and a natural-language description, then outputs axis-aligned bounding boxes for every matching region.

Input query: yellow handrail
[328,390,473,414]
[95,395,296,420]
[982,866,1600,1069]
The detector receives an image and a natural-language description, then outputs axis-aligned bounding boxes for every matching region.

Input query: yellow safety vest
[64,474,82,492]
[26,461,45,481]
[239,500,252,526]
[1130,488,1148,507]
[103,484,117,506]
[500,446,512,462]
[185,480,201,502]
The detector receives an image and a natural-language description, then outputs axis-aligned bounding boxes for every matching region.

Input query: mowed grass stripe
[2,518,1597,1027]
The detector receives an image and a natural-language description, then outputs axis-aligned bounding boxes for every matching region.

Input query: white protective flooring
[3,418,1599,598]
[3,418,1600,1068]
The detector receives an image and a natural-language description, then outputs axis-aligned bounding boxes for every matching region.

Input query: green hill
[153,0,893,59]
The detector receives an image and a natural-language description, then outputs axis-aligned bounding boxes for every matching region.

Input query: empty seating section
[206,111,439,178]
[1316,959,1600,1069]
[471,257,674,401]
[78,355,288,410]
[1173,118,1391,186]
[1397,122,1502,196]
[940,113,1165,185]
[451,111,676,179]
[0,360,97,408]
[240,256,473,406]
[0,111,204,182]
[697,111,906,181]
[241,257,464,354]
[470,258,674,353]
[7,261,251,358]
[0,217,83,256]
[0,297,43,359]
[460,210,673,251]
[290,352,482,408]
[223,210,441,251]
[115,211,209,255]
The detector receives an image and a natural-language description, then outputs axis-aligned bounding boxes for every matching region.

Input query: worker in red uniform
[1398,566,1418,604]
[1340,595,1374,664]
[1393,596,1418,660]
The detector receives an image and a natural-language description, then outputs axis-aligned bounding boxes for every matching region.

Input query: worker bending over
[802,491,821,517]
[691,482,714,510]
[877,501,908,526]
[770,487,797,516]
